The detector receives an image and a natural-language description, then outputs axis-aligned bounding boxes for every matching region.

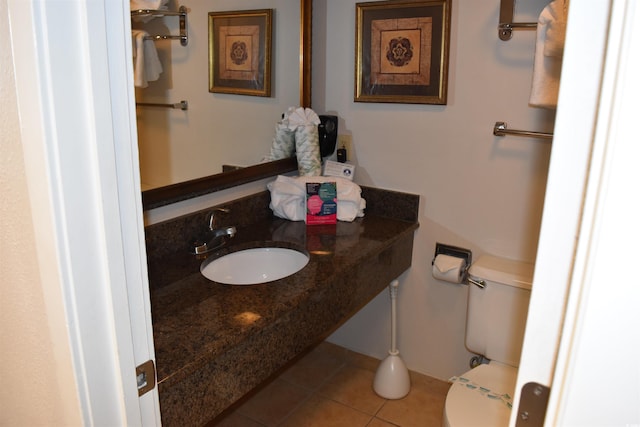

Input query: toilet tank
[465,255,534,368]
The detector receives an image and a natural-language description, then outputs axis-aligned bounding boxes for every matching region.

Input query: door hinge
[136,360,156,397]
[516,382,550,426]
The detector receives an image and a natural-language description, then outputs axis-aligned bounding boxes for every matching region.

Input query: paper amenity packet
[305,182,337,225]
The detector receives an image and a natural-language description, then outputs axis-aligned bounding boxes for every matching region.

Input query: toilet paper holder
[432,243,473,284]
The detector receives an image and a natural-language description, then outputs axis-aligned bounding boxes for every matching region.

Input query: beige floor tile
[375,376,447,427]
[316,341,351,361]
[410,370,451,396]
[344,348,381,373]
[236,378,310,426]
[317,365,386,415]
[280,344,346,390]
[367,417,400,427]
[221,342,449,427]
[280,395,373,427]
[213,411,266,427]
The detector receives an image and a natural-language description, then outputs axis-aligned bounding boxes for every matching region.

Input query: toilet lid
[444,363,518,427]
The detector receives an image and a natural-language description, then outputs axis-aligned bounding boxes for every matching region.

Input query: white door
[8,0,161,424]
[512,1,640,425]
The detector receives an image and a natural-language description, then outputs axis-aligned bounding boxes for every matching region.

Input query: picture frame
[355,0,452,104]
[208,9,272,97]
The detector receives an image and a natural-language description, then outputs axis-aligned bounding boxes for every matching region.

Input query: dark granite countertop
[144,188,420,425]
[150,216,418,385]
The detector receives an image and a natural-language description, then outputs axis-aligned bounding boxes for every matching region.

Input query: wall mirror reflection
[133,0,311,209]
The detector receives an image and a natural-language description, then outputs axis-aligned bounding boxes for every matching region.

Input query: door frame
[8,0,160,424]
[512,1,640,425]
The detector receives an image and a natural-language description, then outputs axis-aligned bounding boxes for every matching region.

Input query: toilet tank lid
[469,255,534,290]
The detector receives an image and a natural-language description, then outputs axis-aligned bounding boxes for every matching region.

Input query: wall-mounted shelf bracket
[498,0,538,41]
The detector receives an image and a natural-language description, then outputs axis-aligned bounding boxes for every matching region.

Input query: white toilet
[443,255,534,427]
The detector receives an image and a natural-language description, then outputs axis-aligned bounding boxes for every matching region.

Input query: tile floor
[212,341,451,427]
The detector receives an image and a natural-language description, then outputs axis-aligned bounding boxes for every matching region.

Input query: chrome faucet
[210,225,237,240]
[192,208,236,254]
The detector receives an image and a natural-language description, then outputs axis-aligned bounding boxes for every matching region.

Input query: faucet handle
[208,207,230,230]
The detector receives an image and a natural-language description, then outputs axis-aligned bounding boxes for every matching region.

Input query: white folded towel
[284,107,320,130]
[279,107,322,176]
[529,0,569,109]
[131,0,169,22]
[295,125,322,176]
[267,175,366,222]
[131,0,168,10]
[132,30,163,88]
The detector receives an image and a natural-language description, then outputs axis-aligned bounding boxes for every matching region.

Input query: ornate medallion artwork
[355,0,451,104]
[374,20,431,87]
[386,37,414,67]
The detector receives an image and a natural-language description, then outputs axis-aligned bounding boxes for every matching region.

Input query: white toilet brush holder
[373,280,411,399]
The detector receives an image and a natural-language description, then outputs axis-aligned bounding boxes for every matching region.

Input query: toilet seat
[443,362,518,427]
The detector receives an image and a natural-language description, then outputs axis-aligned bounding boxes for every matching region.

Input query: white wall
[142,0,554,382]
[317,0,553,380]
[135,0,301,189]
[0,1,82,424]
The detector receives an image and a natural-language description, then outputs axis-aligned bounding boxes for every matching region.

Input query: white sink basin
[201,247,309,285]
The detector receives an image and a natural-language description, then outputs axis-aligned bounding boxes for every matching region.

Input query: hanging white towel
[131,0,169,22]
[529,0,569,109]
[132,30,163,88]
[544,0,569,57]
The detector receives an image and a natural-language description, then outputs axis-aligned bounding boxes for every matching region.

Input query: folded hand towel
[267,175,366,222]
[284,107,320,130]
[529,0,568,109]
[132,30,163,88]
[131,0,169,22]
[280,107,322,175]
[131,0,168,10]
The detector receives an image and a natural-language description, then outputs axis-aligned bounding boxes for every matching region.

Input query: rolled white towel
[262,120,296,162]
[295,125,322,176]
[279,107,322,176]
[267,175,366,222]
[132,30,163,88]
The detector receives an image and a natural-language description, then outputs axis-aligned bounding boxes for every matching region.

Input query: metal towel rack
[493,122,553,140]
[131,6,189,46]
[136,100,188,110]
[498,0,538,41]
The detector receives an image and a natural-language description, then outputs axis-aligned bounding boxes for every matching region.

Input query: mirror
[137,0,312,210]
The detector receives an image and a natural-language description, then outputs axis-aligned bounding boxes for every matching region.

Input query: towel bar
[132,6,188,46]
[498,0,537,41]
[144,34,188,44]
[136,100,188,111]
[493,122,552,140]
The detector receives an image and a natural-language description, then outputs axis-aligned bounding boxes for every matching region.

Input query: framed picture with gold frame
[208,9,272,97]
[355,0,451,104]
